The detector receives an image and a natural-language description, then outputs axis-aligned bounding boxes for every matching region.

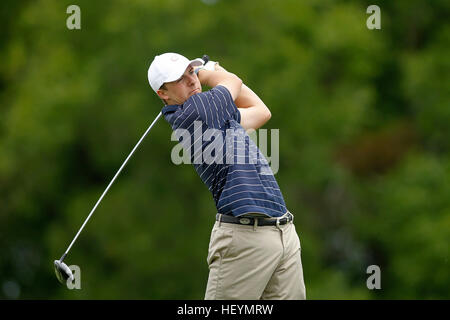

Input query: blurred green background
[1,0,449,299]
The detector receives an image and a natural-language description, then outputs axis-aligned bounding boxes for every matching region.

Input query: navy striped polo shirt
[162,85,287,218]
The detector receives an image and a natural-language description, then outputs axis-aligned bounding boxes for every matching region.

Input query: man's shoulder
[162,86,236,129]
[161,98,203,129]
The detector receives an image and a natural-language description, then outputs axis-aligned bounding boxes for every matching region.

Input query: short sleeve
[187,85,241,129]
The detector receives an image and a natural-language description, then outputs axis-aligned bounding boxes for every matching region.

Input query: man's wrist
[197,68,213,86]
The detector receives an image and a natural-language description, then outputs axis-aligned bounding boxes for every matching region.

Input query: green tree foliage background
[0,0,448,299]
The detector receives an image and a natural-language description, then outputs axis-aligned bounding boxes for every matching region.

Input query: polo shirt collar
[161,105,179,115]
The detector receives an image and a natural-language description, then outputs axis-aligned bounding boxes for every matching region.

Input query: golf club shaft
[60,112,163,262]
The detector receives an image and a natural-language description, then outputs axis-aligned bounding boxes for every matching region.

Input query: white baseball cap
[148,53,203,92]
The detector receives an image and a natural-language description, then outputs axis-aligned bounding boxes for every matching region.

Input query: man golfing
[148,53,306,300]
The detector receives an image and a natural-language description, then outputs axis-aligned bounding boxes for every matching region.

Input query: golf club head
[54,260,74,285]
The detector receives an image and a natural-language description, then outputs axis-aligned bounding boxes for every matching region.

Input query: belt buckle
[239,217,251,225]
[276,217,281,228]
[276,212,292,227]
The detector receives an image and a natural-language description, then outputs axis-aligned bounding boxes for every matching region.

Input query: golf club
[54,111,163,284]
[54,54,210,285]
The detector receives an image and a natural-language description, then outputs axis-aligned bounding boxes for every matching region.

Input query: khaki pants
[205,214,306,300]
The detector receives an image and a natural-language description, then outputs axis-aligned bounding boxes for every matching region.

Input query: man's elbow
[254,109,271,129]
[262,108,271,125]
[233,75,243,98]
[233,73,243,86]
[266,109,272,121]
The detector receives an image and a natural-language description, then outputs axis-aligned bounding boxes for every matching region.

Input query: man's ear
[156,88,169,101]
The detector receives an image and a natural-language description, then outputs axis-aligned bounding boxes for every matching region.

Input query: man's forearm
[198,69,242,101]
[214,65,268,110]
[235,84,266,109]
[236,84,272,130]
[198,69,241,91]
[199,64,271,130]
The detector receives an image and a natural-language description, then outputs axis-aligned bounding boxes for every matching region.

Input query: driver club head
[54,260,74,285]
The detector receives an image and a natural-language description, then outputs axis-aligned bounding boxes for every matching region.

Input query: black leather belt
[216,212,293,227]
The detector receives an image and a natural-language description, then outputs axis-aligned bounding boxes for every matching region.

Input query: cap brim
[165,59,204,83]
[189,58,204,67]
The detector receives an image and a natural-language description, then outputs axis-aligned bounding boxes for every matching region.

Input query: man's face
[157,65,202,105]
